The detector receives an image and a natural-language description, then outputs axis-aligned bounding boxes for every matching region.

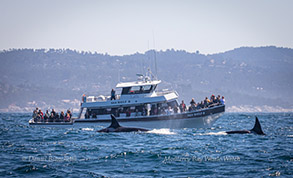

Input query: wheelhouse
[78,78,179,119]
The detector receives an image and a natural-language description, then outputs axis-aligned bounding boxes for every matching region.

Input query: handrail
[85,94,121,102]
[84,90,176,103]
[155,90,176,96]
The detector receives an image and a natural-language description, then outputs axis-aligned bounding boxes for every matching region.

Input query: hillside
[0,46,292,112]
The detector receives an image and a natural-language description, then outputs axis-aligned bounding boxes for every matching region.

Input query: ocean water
[0,113,292,177]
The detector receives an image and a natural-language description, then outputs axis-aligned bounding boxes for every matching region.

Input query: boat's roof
[116,80,161,88]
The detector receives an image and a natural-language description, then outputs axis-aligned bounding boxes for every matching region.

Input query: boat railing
[84,89,177,103]
[85,94,121,102]
[156,90,178,96]
[77,103,225,120]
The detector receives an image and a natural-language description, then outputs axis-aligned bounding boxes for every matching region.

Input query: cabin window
[96,109,107,115]
[142,85,152,91]
[168,100,179,107]
[121,85,156,95]
[130,86,141,94]
[135,105,144,112]
[121,87,131,95]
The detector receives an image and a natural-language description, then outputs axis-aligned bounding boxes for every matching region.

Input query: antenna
[118,68,120,82]
[117,60,121,82]
[149,40,153,77]
[141,57,144,75]
[152,31,158,79]
[147,68,155,81]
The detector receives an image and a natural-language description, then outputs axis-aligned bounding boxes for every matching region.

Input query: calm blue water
[0,113,292,177]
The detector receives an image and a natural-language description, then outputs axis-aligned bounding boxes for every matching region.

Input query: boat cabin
[78,77,179,119]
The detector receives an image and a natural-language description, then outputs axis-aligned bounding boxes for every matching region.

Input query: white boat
[74,71,225,129]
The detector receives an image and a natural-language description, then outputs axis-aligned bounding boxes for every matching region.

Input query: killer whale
[226,117,265,135]
[97,114,149,132]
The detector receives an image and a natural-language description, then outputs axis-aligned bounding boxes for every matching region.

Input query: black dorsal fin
[250,117,265,135]
[109,114,121,129]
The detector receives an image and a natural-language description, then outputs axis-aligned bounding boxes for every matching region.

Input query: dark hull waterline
[74,105,225,129]
[29,121,74,125]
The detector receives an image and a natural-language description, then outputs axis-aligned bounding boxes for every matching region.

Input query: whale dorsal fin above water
[97,114,149,132]
[226,116,265,135]
[250,117,265,135]
[109,114,121,129]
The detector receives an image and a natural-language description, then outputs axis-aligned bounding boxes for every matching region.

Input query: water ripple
[0,113,292,177]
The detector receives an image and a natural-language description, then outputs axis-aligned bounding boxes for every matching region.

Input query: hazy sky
[0,0,292,55]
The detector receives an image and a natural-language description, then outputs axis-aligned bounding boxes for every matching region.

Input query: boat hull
[29,119,74,125]
[74,105,225,129]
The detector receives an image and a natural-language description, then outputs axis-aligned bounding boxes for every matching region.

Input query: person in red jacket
[38,109,44,122]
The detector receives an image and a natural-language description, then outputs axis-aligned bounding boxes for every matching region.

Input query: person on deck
[179,100,186,113]
[65,112,70,122]
[49,113,54,122]
[166,106,174,115]
[188,105,193,112]
[111,89,116,100]
[191,103,197,110]
[67,110,72,118]
[204,97,210,108]
[220,96,225,105]
[190,98,196,105]
[126,108,131,117]
[60,111,65,122]
[85,110,90,119]
[215,95,221,104]
[190,98,197,111]
[55,112,60,122]
[82,94,86,103]
[38,109,44,122]
[44,110,50,122]
[174,106,179,113]
[210,95,215,104]
[199,101,204,109]
[32,108,38,120]
[63,110,72,122]
[51,109,56,118]
[196,102,201,109]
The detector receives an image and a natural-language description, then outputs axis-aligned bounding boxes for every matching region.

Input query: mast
[152,31,158,79]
